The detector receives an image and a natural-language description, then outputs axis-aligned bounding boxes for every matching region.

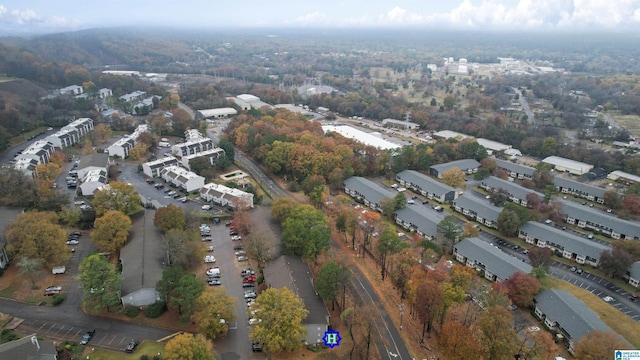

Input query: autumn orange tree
[437,321,483,359]
[573,330,631,360]
[154,204,185,233]
[416,280,445,341]
[503,271,541,308]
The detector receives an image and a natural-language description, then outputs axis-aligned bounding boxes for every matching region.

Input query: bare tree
[17,257,43,289]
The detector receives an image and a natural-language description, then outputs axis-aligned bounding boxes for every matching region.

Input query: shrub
[1,329,17,343]
[153,355,161,360]
[257,274,264,284]
[124,306,140,318]
[144,302,165,318]
[51,294,65,305]
[139,355,149,360]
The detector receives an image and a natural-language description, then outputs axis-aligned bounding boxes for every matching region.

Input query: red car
[243,275,257,283]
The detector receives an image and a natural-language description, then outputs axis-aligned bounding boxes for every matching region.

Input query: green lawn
[82,340,165,360]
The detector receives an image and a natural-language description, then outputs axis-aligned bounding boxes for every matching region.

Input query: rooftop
[263,255,329,325]
[396,170,456,196]
[343,176,398,206]
[322,124,401,150]
[455,237,532,280]
[520,222,610,260]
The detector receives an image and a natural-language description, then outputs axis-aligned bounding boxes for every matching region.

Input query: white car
[603,296,615,302]
[235,250,246,256]
[204,255,216,263]
[201,205,211,210]
[248,318,262,325]
[206,267,220,276]
[231,235,242,241]
[207,245,214,252]
[237,255,248,262]
[66,239,79,245]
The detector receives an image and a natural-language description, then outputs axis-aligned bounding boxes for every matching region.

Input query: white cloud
[341,0,640,30]
[11,9,42,24]
[287,11,330,26]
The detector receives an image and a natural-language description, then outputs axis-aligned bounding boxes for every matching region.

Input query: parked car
[225,221,232,226]
[243,282,255,288]
[244,290,257,299]
[202,205,212,210]
[629,295,640,302]
[233,244,244,250]
[204,255,216,263]
[66,239,79,245]
[252,341,263,352]
[229,230,239,236]
[44,289,61,296]
[237,255,248,262]
[231,235,242,241]
[206,267,221,277]
[125,339,139,353]
[46,286,62,292]
[243,275,257,283]
[603,296,615,302]
[208,278,222,286]
[241,268,255,277]
[80,329,95,345]
[235,250,246,256]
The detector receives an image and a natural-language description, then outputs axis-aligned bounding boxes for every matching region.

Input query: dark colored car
[125,339,139,353]
[243,282,256,288]
[229,230,239,236]
[252,341,263,352]
[80,329,95,345]
[630,295,640,302]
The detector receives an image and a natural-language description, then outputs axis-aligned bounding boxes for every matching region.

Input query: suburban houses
[171,135,214,157]
[44,117,94,149]
[452,194,502,228]
[181,147,226,170]
[394,206,439,240]
[120,210,163,307]
[343,176,398,213]
[533,289,623,354]
[263,255,330,346]
[552,176,606,203]
[481,176,544,207]
[395,169,457,203]
[142,156,179,178]
[106,124,149,159]
[429,158,481,178]
[627,261,640,288]
[518,222,611,267]
[560,201,640,240]
[200,183,254,209]
[454,237,532,282]
[493,158,535,180]
[160,165,205,193]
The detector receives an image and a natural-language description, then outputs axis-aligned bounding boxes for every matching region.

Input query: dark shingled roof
[263,255,329,326]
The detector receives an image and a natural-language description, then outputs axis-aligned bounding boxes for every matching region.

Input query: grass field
[82,340,165,359]
[611,114,640,137]
[541,276,640,348]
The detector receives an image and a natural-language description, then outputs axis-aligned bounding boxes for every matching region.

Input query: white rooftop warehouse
[198,107,238,119]
[322,124,401,150]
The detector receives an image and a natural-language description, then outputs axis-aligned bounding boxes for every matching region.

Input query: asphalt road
[513,87,536,125]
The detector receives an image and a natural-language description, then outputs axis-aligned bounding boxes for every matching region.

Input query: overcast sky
[1,0,639,35]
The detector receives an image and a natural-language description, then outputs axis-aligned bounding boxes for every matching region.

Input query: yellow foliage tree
[92,210,132,253]
[127,143,149,161]
[94,123,113,143]
[6,211,69,269]
[248,287,308,353]
[193,288,237,339]
[164,333,215,360]
[92,181,143,217]
[441,167,467,189]
[35,162,61,181]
